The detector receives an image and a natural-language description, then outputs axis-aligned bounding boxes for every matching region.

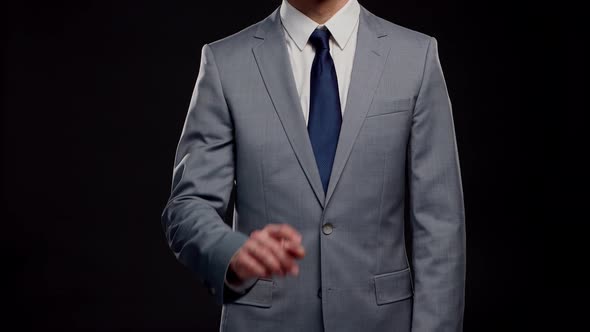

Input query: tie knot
[309,28,331,51]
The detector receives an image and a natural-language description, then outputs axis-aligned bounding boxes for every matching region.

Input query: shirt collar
[279,0,360,51]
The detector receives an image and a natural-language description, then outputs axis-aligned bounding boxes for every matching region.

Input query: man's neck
[286,0,350,25]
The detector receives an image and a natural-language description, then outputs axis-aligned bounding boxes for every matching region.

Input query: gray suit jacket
[161,3,466,332]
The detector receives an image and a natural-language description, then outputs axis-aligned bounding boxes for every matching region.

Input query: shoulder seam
[203,43,231,122]
[413,36,435,116]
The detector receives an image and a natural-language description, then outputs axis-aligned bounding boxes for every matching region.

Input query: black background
[4,0,564,331]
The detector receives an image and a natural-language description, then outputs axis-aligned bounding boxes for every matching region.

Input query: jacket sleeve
[407,37,467,331]
[161,43,251,305]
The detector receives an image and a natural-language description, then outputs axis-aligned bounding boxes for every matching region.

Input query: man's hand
[227,223,306,285]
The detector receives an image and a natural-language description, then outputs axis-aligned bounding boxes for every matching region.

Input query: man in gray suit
[161,0,466,331]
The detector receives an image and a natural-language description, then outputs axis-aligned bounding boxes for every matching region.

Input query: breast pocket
[365,97,414,118]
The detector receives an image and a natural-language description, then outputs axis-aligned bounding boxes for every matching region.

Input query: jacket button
[322,223,333,235]
[209,287,216,295]
[317,287,322,299]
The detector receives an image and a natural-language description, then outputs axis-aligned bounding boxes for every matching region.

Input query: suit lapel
[252,8,327,208]
[251,5,390,210]
[324,6,391,208]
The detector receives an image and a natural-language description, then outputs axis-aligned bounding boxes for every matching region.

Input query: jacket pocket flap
[373,267,414,305]
[366,97,413,118]
[232,278,273,308]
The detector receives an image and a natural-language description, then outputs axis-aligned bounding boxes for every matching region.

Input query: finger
[234,251,268,280]
[245,235,284,275]
[283,240,306,259]
[253,230,299,274]
[265,223,302,244]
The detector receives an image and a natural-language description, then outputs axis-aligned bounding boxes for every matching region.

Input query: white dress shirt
[225,0,360,293]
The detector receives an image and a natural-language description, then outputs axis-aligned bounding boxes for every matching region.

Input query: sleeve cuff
[206,230,250,305]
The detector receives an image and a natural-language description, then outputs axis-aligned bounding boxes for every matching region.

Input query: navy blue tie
[307,28,342,194]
